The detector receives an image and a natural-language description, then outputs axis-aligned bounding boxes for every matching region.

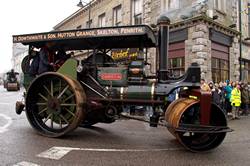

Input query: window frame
[113,5,122,26]
[211,57,229,83]
[213,0,226,13]
[98,13,106,27]
[132,0,143,25]
[168,57,185,77]
[163,0,180,11]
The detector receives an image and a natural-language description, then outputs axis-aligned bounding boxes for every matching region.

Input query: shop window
[113,5,122,26]
[242,61,250,83]
[212,58,229,83]
[168,57,185,77]
[98,13,106,27]
[132,0,142,25]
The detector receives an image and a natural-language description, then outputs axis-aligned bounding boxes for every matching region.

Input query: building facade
[12,43,28,83]
[52,0,250,83]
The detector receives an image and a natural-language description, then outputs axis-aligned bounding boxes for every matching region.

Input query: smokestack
[157,16,170,83]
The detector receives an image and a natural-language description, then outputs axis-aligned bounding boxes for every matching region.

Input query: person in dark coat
[38,42,55,74]
[241,83,249,116]
[212,83,221,106]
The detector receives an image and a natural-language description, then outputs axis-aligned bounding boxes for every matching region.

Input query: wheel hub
[47,98,60,110]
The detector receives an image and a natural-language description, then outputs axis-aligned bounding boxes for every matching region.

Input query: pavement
[0,85,250,166]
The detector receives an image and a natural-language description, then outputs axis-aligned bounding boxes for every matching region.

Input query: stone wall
[230,37,240,81]
[186,24,211,81]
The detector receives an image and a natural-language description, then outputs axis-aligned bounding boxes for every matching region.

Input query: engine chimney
[157,16,170,83]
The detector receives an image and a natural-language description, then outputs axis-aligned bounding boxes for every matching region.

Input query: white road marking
[37,146,182,160]
[37,147,79,160]
[0,113,12,133]
[13,161,40,166]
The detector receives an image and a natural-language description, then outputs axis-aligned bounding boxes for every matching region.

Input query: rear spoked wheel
[25,72,86,137]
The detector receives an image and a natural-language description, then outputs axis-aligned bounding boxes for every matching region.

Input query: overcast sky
[0,0,90,73]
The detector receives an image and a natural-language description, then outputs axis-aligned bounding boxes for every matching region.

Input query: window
[113,5,122,26]
[163,0,179,10]
[86,19,92,28]
[98,13,106,27]
[212,58,229,83]
[214,0,226,12]
[242,60,250,83]
[168,57,185,77]
[132,0,142,25]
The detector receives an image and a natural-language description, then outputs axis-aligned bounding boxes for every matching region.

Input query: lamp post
[77,0,91,28]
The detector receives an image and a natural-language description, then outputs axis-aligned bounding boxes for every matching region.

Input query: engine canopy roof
[13,25,157,50]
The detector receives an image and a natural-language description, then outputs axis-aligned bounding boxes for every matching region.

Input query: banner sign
[111,48,139,62]
[13,26,145,43]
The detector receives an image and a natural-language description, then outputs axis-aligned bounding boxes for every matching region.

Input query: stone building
[53,0,250,83]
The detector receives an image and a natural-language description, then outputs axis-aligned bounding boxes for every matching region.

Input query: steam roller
[165,98,228,152]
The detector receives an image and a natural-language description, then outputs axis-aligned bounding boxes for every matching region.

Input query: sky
[0,0,89,73]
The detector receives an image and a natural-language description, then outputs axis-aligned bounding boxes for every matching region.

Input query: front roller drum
[165,98,227,152]
[25,72,86,137]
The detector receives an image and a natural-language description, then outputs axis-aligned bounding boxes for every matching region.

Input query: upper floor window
[98,13,106,27]
[86,19,92,28]
[113,5,122,26]
[214,0,226,12]
[132,0,142,25]
[163,0,180,10]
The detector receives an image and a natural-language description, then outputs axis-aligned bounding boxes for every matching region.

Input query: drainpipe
[239,0,242,81]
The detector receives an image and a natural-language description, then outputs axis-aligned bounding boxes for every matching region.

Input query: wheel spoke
[57,85,69,99]
[59,79,62,95]
[61,103,77,107]
[62,94,75,103]
[51,114,54,129]
[59,118,62,129]
[43,85,52,97]
[37,103,47,106]
[38,93,48,101]
[44,113,52,123]
[38,107,48,115]
[50,80,54,97]
[60,115,69,124]
[64,107,76,117]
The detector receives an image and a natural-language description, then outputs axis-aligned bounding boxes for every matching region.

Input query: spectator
[230,82,241,120]
[241,83,249,116]
[208,81,214,91]
[212,83,221,107]
[224,80,232,114]
[219,82,226,113]
[200,79,210,92]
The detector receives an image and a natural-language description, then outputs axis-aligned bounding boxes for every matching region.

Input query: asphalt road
[0,85,250,166]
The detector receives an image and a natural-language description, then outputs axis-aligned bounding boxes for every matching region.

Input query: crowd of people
[200,79,250,120]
